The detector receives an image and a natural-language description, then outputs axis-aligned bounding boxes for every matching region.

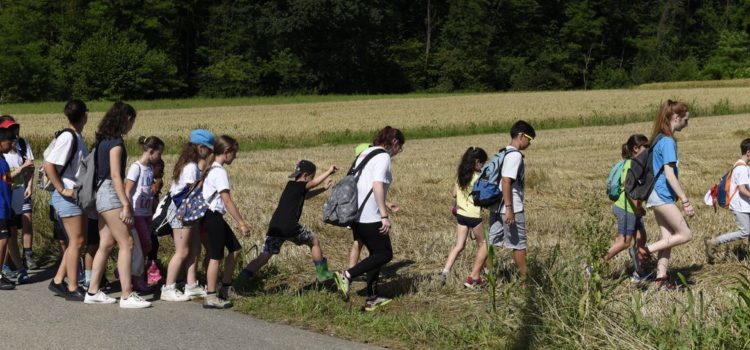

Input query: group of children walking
[0,97,746,315]
[441,100,749,291]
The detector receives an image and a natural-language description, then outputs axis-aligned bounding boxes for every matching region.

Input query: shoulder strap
[496,148,520,185]
[58,129,78,176]
[349,149,387,178]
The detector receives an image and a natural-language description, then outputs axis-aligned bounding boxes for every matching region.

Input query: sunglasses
[522,133,534,143]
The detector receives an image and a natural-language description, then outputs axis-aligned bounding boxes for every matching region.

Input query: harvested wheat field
[148,113,747,349]
[12,87,750,152]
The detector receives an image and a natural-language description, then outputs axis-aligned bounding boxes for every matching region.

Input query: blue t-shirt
[652,135,678,202]
[0,158,12,220]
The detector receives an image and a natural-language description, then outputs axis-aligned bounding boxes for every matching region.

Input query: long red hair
[651,99,688,142]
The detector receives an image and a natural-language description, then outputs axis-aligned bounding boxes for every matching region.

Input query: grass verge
[636,78,750,90]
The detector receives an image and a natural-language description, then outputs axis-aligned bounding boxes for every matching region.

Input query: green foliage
[1,0,750,100]
[68,30,182,100]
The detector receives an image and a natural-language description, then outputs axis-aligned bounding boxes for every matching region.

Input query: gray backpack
[322,149,387,227]
[75,143,101,213]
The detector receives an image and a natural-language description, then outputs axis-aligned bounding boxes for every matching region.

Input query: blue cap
[190,129,215,150]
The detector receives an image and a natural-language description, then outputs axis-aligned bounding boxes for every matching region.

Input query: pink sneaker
[132,276,151,294]
[147,261,163,286]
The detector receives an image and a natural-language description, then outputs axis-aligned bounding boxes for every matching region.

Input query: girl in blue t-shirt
[635,100,693,290]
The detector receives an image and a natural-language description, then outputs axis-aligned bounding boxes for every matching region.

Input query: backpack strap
[185,165,222,200]
[56,129,78,177]
[727,160,747,203]
[648,134,667,187]
[350,148,388,180]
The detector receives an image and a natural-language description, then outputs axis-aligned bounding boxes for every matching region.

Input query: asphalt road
[0,268,378,350]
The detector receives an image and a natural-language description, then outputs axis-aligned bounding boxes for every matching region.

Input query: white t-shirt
[44,131,87,189]
[730,161,750,212]
[355,147,392,223]
[169,162,200,196]
[203,163,230,214]
[126,161,155,217]
[499,146,524,214]
[5,140,35,214]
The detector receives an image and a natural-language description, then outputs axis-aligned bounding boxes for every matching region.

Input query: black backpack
[624,134,665,201]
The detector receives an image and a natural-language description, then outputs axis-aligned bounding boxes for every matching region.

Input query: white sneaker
[184,283,207,299]
[84,290,117,304]
[160,286,190,302]
[120,292,152,309]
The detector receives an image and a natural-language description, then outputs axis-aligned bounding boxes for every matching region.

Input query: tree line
[1,0,749,102]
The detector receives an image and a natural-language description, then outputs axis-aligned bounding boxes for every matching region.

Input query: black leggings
[148,233,159,261]
[347,222,393,297]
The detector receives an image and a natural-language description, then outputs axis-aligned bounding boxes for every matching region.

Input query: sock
[87,292,96,296]
[166,283,176,290]
[344,271,351,280]
[207,291,216,296]
[222,282,232,287]
[314,257,327,267]
[85,270,92,284]
[441,269,449,275]
[23,248,32,256]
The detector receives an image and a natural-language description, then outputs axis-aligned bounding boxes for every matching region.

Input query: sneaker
[48,280,66,295]
[218,283,238,300]
[438,271,448,285]
[132,276,152,294]
[64,287,86,301]
[184,283,208,299]
[203,293,233,309]
[584,265,592,278]
[84,290,117,304]
[463,277,486,290]
[704,237,717,264]
[333,271,350,299]
[16,269,29,284]
[25,255,38,270]
[160,286,190,302]
[146,261,163,286]
[120,292,152,309]
[0,276,15,290]
[2,265,17,280]
[364,297,392,312]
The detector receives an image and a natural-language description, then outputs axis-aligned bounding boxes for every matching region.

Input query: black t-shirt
[97,137,127,180]
[268,181,308,237]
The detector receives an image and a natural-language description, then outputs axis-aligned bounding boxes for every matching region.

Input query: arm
[663,163,694,216]
[44,161,74,198]
[10,160,34,179]
[502,177,515,224]
[373,181,391,234]
[110,146,133,225]
[124,179,136,207]
[220,190,249,235]
[306,165,337,190]
[739,184,750,198]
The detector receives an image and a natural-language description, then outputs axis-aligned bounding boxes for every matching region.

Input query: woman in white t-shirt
[160,129,215,302]
[334,126,404,312]
[124,136,164,293]
[44,99,89,301]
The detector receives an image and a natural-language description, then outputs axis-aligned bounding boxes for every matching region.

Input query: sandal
[655,277,676,291]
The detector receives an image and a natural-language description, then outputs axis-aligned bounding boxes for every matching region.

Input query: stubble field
[22,91,750,349]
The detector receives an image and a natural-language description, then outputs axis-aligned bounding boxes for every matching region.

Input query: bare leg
[87,222,114,294]
[206,259,220,293]
[605,235,632,261]
[98,210,134,296]
[166,227,191,286]
[513,249,527,277]
[348,240,363,269]
[223,250,239,284]
[443,225,469,273]
[59,215,86,291]
[185,226,201,286]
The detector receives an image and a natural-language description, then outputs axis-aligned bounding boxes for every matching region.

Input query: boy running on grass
[236,160,337,286]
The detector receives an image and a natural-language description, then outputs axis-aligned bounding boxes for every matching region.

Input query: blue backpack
[606,160,627,201]
[471,148,518,207]
[709,161,745,210]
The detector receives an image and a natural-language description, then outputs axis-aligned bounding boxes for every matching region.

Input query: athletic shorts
[203,210,241,260]
[22,197,32,214]
[489,211,527,250]
[0,219,9,239]
[612,205,644,236]
[263,225,315,255]
[456,214,482,228]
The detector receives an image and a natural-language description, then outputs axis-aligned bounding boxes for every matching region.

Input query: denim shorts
[168,202,183,229]
[96,180,123,213]
[646,190,672,208]
[50,190,83,218]
[612,204,644,236]
[489,211,527,250]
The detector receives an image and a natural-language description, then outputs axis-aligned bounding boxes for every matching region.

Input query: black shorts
[203,210,242,260]
[8,214,22,229]
[456,214,483,229]
[87,218,100,246]
[0,219,9,239]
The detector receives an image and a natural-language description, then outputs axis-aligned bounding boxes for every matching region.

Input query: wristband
[504,204,512,207]
[381,216,389,219]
